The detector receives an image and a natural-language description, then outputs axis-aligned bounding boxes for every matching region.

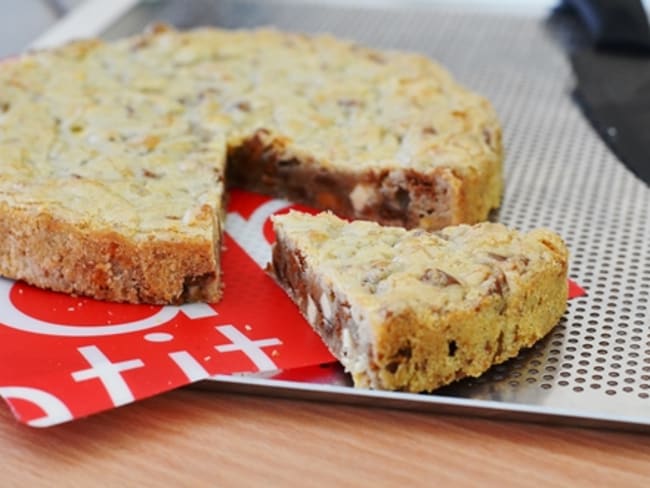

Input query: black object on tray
[553,0,650,185]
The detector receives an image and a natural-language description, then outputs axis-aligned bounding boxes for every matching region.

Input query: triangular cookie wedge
[271,211,568,392]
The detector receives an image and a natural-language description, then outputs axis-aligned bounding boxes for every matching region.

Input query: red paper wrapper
[568,279,587,299]
[0,191,334,426]
[0,190,585,427]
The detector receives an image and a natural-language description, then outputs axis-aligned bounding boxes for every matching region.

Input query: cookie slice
[271,211,568,392]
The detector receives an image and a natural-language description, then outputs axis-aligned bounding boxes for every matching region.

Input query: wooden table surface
[2,387,650,487]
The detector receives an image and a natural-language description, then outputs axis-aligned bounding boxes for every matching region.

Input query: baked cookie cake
[0,25,502,304]
[271,211,568,392]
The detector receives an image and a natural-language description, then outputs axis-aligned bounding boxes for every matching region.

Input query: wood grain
[2,388,650,487]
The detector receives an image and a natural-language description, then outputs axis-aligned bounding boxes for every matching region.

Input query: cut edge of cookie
[227,124,503,231]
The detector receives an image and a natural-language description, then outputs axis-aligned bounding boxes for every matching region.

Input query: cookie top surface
[272,211,568,317]
[0,33,226,241]
[152,27,500,172]
[0,26,500,241]
[129,29,501,171]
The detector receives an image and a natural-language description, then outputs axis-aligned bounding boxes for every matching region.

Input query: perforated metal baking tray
[36,0,649,431]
